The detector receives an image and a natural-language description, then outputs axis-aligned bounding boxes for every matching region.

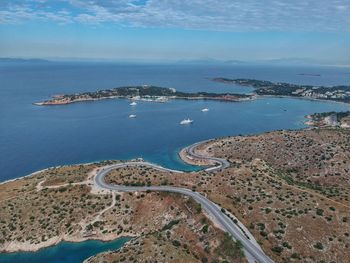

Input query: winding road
[184,140,230,172]
[94,142,274,263]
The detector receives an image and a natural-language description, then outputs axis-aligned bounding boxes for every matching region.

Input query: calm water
[1,62,350,182]
[0,237,130,263]
[0,62,350,262]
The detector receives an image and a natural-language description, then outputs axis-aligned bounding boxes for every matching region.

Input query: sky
[0,0,350,64]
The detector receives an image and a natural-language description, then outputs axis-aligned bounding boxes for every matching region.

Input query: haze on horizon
[0,0,350,65]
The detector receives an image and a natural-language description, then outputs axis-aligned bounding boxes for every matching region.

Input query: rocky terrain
[213,78,350,103]
[1,128,349,263]
[305,111,350,128]
[108,128,350,262]
[0,162,245,263]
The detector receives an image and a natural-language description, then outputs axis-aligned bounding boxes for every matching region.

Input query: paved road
[184,140,230,172]
[94,160,274,263]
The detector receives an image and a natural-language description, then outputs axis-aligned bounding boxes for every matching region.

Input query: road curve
[94,151,274,263]
[184,140,230,172]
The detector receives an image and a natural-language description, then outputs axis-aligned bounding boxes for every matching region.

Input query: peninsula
[305,111,350,128]
[34,85,253,106]
[212,78,350,103]
[1,128,349,263]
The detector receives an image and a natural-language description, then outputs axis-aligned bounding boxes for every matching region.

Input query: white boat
[155,97,168,103]
[130,101,137,106]
[129,114,137,118]
[201,108,209,112]
[180,118,193,125]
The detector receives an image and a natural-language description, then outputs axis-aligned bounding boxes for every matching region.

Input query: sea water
[0,61,350,262]
[0,237,131,263]
[1,62,349,182]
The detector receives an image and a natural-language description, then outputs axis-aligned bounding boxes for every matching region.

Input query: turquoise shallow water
[0,238,131,263]
[1,62,349,181]
[0,62,349,262]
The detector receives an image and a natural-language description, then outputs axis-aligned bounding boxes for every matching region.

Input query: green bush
[316,208,324,216]
[202,225,209,233]
[271,246,283,254]
[314,242,324,250]
[172,240,181,247]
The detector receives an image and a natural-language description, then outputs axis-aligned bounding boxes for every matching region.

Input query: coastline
[178,142,214,167]
[0,159,130,185]
[0,140,216,254]
[2,113,338,187]
[33,96,120,106]
[0,167,51,186]
[34,95,254,106]
[0,159,134,254]
[257,94,350,106]
[211,78,350,105]
[0,162,95,186]
[2,127,350,263]
[2,233,135,254]
[34,92,350,107]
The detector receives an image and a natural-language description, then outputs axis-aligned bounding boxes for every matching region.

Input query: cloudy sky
[0,0,349,63]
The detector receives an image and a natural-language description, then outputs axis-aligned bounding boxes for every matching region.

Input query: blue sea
[0,62,350,262]
[1,62,350,182]
[0,238,131,263]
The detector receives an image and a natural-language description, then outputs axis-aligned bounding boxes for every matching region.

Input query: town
[213,78,350,103]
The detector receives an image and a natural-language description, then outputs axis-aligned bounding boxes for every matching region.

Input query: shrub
[271,246,283,254]
[291,253,300,259]
[58,187,67,193]
[162,219,180,231]
[195,204,202,214]
[282,241,292,249]
[260,231,268,237]
[172,240,181,247]
[316,208,324,216]
[265,208,272,214]
[202,225,209,233]
[314,242,324,250]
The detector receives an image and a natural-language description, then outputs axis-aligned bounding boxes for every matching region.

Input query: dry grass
[105,128,350,263]
[1,128,349,262]
[88,192,246,263]
[0,164,245,263]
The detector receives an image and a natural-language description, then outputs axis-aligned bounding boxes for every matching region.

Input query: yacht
[129,114,137,118]
[130,101,137,106]
[155,97,168,103]
[180,118,193,125]
[201,108,209,112]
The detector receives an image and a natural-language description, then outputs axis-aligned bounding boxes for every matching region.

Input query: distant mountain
[176,58,222,64]
[261,57,324,65]
[224,59,246,64]
[0,58,51,63]
[256,57,350,67]
[177,57,349,67]
[1,57,348,67]
[177,58,246,65]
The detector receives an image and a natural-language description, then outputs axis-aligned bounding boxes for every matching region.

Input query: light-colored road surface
[94,146,274,263]
[184,140,230,172]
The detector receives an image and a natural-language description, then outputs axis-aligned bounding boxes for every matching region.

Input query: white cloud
[0,0,350,31]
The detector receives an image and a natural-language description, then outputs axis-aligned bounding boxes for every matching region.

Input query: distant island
[305,111,350,128]
[34,85,253,106]
[297,73,321,77]
[0,57,51,63]
[212,78,350,103]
